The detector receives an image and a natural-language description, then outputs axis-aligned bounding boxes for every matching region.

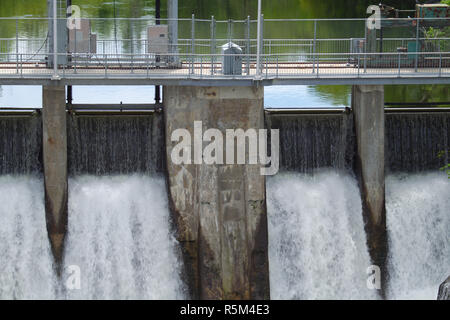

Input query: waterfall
[0,176,58,300]
[62,175,186,300]
[267,170,377,300]
[266,113,354,172]
[386,172,450,300]
[386,113,449,173]
[0,116,42,175]
[67,115,165,175]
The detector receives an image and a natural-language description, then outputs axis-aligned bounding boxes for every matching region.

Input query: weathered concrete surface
[352,85,387,293]
[42,85,68,267]
[438,276,450,300]
[164,86,270,300]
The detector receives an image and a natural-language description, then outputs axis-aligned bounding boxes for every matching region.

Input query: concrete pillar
[352,85,387,293]
[164,86,270,300]
[43,85,68,267]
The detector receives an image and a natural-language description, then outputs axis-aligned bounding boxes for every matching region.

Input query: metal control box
[148,25,169,54]
[68,19,96,54]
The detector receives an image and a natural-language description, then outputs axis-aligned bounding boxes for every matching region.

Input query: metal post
[439,52,442,77]
[256,0,262,78]
[415,18,420,72]
[15,19,19,66]
[191,14,195,74]
[276,55,279,78]
[211,16,216,76]
[246,16,251,75]
[155,0,161,103]
[16,18,19,74]
[364,23,367,73]
[313,20,317,74]
[398,52,401,77]
[228,19,232,44]
[168,0,178,66]
[52,0,59,79]
[358,53,360,77]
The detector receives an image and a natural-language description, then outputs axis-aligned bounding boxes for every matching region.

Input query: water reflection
[0,0,447,108]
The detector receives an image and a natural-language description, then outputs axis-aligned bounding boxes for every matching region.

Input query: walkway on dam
[0,17,449,85]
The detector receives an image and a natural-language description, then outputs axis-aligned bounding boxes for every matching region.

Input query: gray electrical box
[222,42,242,75]
[148,25,169,54]
[47,0,68,67]
[349,38,365,64]
[69,19,96,54]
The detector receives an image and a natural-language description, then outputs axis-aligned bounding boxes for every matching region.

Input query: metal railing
[0,16,448,81]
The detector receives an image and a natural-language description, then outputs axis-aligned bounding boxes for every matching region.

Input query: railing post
[191,14,195,75]
[358,53,360,77]
[246,16,251,75]
[147,53,150,78]
[415,18,420,72]
[52,0,59,79]
[276,55,279,78]
[313,20,317,74]
[228,19,232,44]
[398,52,401,77]
[15,18,19,72]
[265,55,268,78]
[439,52,442,77]
[256,0,263,78]
[211,16,216,76]
[364,22,367,73]
[316,53,319,77]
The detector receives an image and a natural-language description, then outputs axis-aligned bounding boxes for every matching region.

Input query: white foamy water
[63,175,186,300]
[386,172,450,300]
[267,171,377,300]
[0,176,58,299]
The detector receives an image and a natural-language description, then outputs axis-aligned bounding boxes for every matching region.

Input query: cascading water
[386,172,450,300]
[0,176,58,300]
[62,175,186,300]
[267,171,377,300]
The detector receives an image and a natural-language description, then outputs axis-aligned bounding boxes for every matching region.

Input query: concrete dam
[1,0,449,301]
[0,85,448,299]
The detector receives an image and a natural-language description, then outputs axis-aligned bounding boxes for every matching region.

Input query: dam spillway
[0,88,449,299]
[0,112,185,299]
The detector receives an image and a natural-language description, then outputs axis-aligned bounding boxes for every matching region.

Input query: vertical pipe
[211,16,216,75]
[313,20,317,73]
[246,16,250,75]
[16,19,19,74]
[155,0,161,103]
[15,18,18,61]
[168,0,178,66]
[191,14,195,74]
[256,0,262,77]
[415,18,420,72]
[364,23,367,73]
[53,0,59,78]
